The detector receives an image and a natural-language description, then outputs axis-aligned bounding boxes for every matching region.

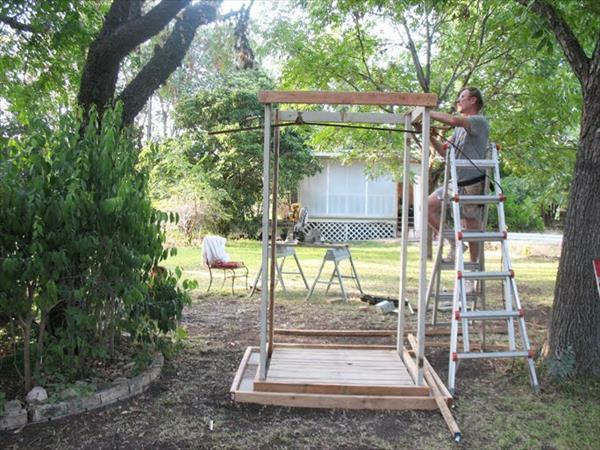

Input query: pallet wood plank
[230,346,254,394]
[234,391,439,410]
[273,327,507,337]
[254,381,429,396]
[231,347,442,411]
[258,90,438,107]
[274,343,396,350]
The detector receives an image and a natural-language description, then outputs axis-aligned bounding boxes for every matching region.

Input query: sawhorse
[305,245,363,303]
[249,244,309,296]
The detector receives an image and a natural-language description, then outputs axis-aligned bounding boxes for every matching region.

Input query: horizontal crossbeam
[259,90,438,107]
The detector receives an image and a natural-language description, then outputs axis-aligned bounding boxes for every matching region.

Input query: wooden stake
[408,334,461,441]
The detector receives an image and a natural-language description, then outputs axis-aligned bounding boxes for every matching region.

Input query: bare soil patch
[0,292,573,449]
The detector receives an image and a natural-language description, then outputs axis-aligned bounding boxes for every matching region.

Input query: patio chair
[201,236,248,295]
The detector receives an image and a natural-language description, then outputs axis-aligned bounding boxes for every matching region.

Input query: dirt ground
[2,287,576,450]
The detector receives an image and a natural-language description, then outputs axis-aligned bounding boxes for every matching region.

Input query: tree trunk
[22,317,32,392]
[548,78,600,376]
[77,0,217,127]
[514,0,600,377]
[146,94,153,141]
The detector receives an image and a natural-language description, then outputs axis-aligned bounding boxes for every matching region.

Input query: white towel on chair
[201,236,230,266]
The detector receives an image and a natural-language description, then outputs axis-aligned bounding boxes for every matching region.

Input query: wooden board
[274,343,396,350]
[258,91,438,107]
[266,347,414,386]
[231,346,452,410]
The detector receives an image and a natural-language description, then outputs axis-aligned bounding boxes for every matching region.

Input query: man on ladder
[427,87,489,277]
[418,87,539,394]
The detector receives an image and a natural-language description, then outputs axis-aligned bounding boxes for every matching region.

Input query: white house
[298,153,421,241]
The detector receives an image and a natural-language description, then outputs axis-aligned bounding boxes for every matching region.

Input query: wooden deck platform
[231,345,452,410]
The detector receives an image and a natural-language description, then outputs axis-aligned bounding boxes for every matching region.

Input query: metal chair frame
[207,263,248,295]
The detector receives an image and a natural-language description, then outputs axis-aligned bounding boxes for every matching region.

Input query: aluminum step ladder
[426,149,489,324]
[440,143,539,394]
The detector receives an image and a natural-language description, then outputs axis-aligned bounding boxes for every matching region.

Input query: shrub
[487,176,545,232]
[0,104,191,390]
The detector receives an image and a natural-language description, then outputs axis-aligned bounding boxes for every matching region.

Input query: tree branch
[118,2,218,126]
[352,13,382,91]
[424,6,431,91]
[101,0,191,61]
[514,0,589,84]
[401,17,429,92]
[0,15,37,33]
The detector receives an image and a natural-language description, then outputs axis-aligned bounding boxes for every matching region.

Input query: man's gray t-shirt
[451,115,489,183]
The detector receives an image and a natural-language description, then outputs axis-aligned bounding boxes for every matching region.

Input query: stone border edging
[0,352,163,431]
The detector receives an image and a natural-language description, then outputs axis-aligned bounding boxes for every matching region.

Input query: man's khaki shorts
[434,180,485,220]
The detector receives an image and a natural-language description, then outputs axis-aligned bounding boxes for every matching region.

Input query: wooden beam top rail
[259,90,438,107]
[277,110,406,125]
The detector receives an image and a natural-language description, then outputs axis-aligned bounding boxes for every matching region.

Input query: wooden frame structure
[231,90,453,413]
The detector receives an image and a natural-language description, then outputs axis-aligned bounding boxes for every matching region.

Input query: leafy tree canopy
[258,0,588,220]
[170,69,321,236]
[0,0,109,127]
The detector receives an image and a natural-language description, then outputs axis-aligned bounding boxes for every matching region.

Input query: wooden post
[259,104,271,380]
[397,114,412,356]
[268,111,280,357]
[416,108,430,385]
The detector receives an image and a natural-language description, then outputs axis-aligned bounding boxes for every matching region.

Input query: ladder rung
[454,351,530,360]
[460,271,513,280]
[456,310,522,320]
[453,159,496,168]
[454,194,504,204]
[458,231,506,242]
[440,261,481,270]
[437,293,478,301]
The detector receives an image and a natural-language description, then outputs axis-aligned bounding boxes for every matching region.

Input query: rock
[112,377,128,385]
[26,386,48,404]
[358,305,370,311]
[0,400,27,430]
[30,402,69,422]
[4,400,24,416]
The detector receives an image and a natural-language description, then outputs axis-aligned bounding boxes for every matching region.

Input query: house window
[299,158,396,219]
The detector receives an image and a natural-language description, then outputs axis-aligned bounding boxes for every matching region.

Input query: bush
[0,104,192,389]
[487,176,545,232]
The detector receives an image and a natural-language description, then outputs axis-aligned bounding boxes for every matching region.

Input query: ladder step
[460,270,513,280]
[454,350,530,360]
[454,194,504,204]
[440,261,481,270]
[456,310,523,320]
[453,159,496,168]
[437,293,478,301]
[458,231,506,242]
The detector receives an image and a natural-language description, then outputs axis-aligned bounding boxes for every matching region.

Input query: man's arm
[430,134,447,157]
[413,121,449,157]
[430,111,471,130]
